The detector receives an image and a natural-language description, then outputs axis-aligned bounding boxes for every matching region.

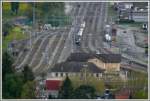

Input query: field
[3,26,28,50]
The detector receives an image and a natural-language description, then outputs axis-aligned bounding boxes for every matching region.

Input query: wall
[47,72,103,80]
[88,58,120,72]
[46,90,59,98]
[105,63,120,72]
[88,58,105,69]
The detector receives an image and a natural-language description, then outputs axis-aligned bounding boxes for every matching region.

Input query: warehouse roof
[96,54,121,63]
[45,80,62,91]
[51,62,104,73]
[66,53,94,62]
[66,53,121,63]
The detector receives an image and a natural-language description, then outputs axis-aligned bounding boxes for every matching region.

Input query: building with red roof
[45,79,62,98]
[115,88,131,99]
[115,95,130,99]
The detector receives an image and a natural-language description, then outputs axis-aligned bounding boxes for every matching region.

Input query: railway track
[29,33,57,67]
[81,3,107,53]
[81,3,94,53]
[29,34,54,68]
[13,34,44,66]
[15,34,47,69]
[35,31,69,74]
[14,2,147,76]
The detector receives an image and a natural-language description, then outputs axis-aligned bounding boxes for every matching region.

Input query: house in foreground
[45,78,62,98]
[115,88,131,99]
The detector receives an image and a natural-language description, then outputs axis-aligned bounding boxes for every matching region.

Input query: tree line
[54,76,97,99]
[2,51,98,99]
[3,2,69,27]
[2,51,36,99]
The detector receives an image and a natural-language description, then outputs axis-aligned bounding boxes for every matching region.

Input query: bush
[72,85,96,99]
[2,21,13,37]
[118,19,135,24]
[133,90,148,99]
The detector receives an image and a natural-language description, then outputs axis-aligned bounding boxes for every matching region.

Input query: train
[75,21,85,45]
[104,24,117,42]
[104,25,111,42]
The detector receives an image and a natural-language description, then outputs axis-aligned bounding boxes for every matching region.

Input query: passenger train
[75,21,85,45]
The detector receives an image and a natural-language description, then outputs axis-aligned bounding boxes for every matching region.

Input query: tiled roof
[45,80,62,91]
[66,53,121,63]
[96,54,121,63]
[51,62,104,73]
[66,53,94,62]
[115,95,129,99]
[115,88,131,99]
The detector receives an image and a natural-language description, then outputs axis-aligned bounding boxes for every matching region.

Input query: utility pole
[82,64,88,85]
[33,2,35,33]
[30,2,36,49]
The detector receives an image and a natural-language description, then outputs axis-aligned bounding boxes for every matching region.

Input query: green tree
[133,90,148,99]
[26,4,33,21]
[11,2,19,15]
[127,71,148,92]
[2,51,14,80]
[58,76,73,99]
[70,69,105,94]
[126,70,148,99]
[21,81,36,99]
[2,22,13,37]
[22,65,35,82]
[34,3,66,26]
[2,73,23,99]
[72,85,96,99]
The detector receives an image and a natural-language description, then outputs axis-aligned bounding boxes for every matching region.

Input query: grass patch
[70,75,105,95]
[118,22,144,29]
[127,71,148,91]
[133,90,148,99]
[3,26,28,50]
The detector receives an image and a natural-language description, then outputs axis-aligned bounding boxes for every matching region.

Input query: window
[60,73,63,77]
[96,73,99,77]
[66,73,68,76]
[55,73,58,77]
[99,73,102,77]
